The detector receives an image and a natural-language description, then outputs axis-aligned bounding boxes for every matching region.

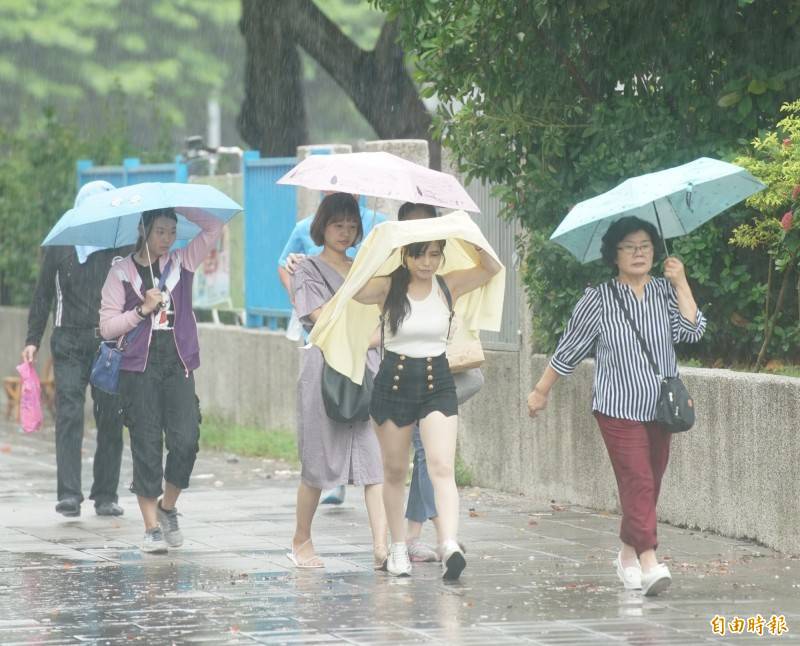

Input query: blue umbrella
[550,157,766,263]
[42,182,242,247]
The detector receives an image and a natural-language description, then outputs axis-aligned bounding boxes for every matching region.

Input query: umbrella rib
[113,214,121,249]
[663,195,688,234]
[581,219,603,262]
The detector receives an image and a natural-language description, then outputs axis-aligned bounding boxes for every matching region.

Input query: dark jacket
[25,246,132,347]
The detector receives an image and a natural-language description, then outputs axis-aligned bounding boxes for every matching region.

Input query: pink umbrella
[276,151,480,213]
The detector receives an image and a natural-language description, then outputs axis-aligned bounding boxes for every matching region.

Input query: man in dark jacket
[21,181,130,517]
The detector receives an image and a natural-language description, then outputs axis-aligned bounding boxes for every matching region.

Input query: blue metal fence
[76,156,188,190]
[242,151,298,329]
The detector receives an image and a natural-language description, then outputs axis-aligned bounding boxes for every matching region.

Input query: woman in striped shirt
[527,215,706,597]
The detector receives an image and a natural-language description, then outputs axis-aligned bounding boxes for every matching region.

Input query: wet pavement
[0,420,798,645]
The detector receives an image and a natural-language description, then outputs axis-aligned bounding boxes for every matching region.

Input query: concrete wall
[2,304,798,555]
[194,325,298,431]
[458,352,800,555]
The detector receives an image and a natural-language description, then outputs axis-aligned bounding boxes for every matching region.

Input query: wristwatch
[135,304,145,318]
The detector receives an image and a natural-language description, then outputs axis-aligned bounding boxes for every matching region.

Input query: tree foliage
[0,100,172,306]
[0,0,243,145]
[730,100,800,368]
[0,0,393,149]
[374,0,800,364]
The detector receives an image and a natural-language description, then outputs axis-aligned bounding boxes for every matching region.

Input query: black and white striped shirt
[550,277,706,422]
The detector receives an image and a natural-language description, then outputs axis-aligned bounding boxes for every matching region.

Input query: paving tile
[1,421,799,645]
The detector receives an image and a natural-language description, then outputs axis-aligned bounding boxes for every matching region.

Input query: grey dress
[292,256,383,490]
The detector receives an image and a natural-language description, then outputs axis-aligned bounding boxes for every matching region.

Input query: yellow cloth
[309,211,506,384]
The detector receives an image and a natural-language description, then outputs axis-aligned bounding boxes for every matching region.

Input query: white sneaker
[641,563,672,596]
[156,502,183,548]
[441,539,466,581]
[614,551,642,589]
[141,527,168,554]
[386,542,412,577]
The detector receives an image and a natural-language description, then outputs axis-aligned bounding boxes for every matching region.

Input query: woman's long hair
[384,240,446,334]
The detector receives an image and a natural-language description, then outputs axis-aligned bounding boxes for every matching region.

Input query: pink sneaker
[407,538,438,562]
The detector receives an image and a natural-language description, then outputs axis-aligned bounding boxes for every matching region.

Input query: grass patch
[455,454,474,488]
[200,415,298,464]
[201,414,477,486]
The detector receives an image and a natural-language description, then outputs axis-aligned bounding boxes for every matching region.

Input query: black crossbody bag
[609,281,695,433]
[307,258,374,424]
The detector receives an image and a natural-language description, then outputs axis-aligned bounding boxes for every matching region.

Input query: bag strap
[122,258,174,349]
[608,280,663,380]
[435,274,455,341]
[306,257,336,298]
[379,306,385,362]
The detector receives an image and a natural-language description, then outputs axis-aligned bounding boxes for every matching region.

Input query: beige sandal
[286,539,324,569]
[373,544,389,571]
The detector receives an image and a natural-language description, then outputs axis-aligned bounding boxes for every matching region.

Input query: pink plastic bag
[16,362,43,433]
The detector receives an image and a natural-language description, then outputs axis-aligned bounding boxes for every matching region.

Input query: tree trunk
[765,259,772,320]
[238,0,308,156]
[238,0,439,168]
[796,268,800,323]
[754,264,793,372]
[287,2,438,167]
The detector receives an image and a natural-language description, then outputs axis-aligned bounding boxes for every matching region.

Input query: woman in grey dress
[288,192,387,569]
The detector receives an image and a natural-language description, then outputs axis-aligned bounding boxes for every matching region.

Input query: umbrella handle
[652,203,671,259]
[144,239,157,287]
[142,232,162,310]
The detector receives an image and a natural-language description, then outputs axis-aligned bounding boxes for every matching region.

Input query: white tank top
[384,279,451,357]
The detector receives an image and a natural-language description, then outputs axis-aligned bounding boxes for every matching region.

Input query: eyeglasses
[617,242,654,255]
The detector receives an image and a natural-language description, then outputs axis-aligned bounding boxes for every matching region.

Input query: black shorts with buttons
[370,351,458,427]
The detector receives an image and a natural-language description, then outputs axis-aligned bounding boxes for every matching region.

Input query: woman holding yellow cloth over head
[310,212,505,580]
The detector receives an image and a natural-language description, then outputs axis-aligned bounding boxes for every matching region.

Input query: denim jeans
[50,327,124,505]
[405,425,437,523]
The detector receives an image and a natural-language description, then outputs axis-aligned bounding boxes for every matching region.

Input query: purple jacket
[99,208,224,373]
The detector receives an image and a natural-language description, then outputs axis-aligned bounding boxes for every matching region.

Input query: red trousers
[594,412,671,554]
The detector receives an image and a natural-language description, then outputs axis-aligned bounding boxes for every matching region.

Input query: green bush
[0,98,172,306]
[373,0,800,367]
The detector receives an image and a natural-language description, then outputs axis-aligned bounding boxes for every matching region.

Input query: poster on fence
[193,226,231,308]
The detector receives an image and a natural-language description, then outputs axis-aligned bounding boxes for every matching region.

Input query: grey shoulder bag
[609,281,695,433]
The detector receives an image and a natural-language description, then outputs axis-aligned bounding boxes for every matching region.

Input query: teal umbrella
[550,157,766,263]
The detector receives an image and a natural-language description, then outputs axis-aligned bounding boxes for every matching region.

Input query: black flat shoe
[95,501,124,517]
[55,498,81,517]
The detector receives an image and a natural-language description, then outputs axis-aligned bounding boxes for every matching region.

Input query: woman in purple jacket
[100,207,223,553]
